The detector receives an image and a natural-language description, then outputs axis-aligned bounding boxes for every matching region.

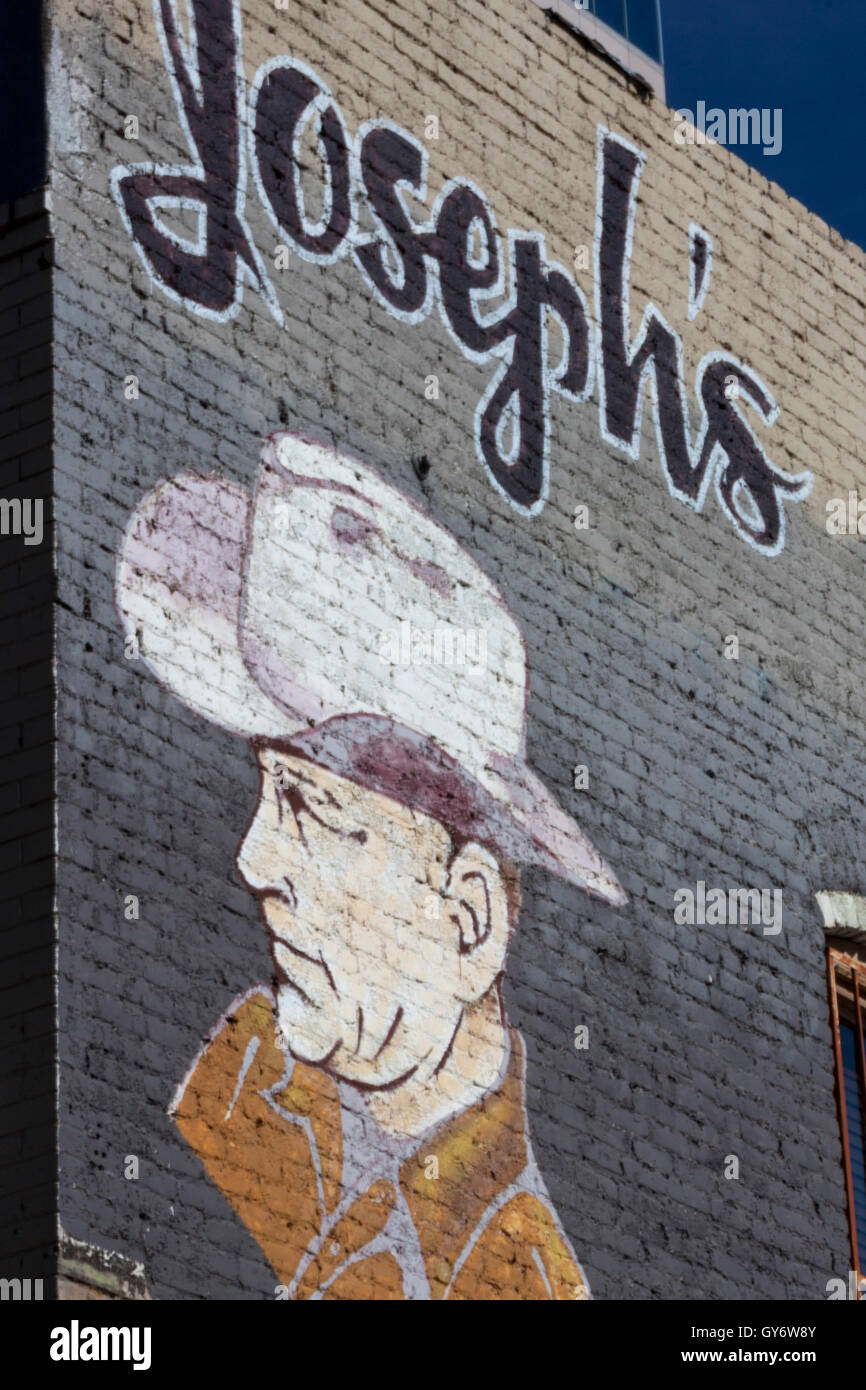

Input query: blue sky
[661,0,866,251]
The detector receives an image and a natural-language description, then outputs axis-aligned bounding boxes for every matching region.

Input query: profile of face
[236,746,516,1100]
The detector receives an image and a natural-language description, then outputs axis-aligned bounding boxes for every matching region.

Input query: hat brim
[116,467,627,907]
[273,714,626,904]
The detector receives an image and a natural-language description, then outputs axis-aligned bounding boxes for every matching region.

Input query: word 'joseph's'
[112,0,812,554]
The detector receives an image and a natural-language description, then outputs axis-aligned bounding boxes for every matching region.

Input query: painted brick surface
[39,0,866,1299]
[0,191,55,1288]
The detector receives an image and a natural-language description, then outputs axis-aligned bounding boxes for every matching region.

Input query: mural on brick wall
[112,0,813,552]
[103,0,824,1302]
[115,433,626,1299]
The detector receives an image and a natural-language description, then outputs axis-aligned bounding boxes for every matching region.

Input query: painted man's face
[236,747,512,1095]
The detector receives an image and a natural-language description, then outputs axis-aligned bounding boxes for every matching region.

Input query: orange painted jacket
[171,987,590,1300]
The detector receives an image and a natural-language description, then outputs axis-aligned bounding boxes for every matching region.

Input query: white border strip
[816,892,866,941]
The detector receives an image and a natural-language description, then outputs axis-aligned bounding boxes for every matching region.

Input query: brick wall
[0,190,55,1291]
[43,0,866,1298]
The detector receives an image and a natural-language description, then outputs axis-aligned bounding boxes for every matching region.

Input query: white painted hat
[116,432,626,905]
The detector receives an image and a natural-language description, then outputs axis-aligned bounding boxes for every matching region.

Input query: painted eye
[330,505,381,549]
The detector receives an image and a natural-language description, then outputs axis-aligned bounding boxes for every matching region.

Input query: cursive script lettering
[111,0,813,551]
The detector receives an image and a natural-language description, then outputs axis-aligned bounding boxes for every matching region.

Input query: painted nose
[236,801,293,894]
[236,810,271,893]
[237,783,306,893]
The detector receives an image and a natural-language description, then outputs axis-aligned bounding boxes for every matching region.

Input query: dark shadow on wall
[0,0,46,203]
[0,195,55,1292]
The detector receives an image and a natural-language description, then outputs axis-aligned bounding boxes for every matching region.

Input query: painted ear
[452,865,492,955]
[444,843,511,999]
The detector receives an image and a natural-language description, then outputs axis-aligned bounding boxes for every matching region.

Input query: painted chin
[322,1010,428,1090]
[328,1050,419,1090]
[274,996,417,1089]
[275,983,343,1066]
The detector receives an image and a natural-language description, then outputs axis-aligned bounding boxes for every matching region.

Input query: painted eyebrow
[272,774,367,843]
[270,762,343,808]
[273,780,325,843]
